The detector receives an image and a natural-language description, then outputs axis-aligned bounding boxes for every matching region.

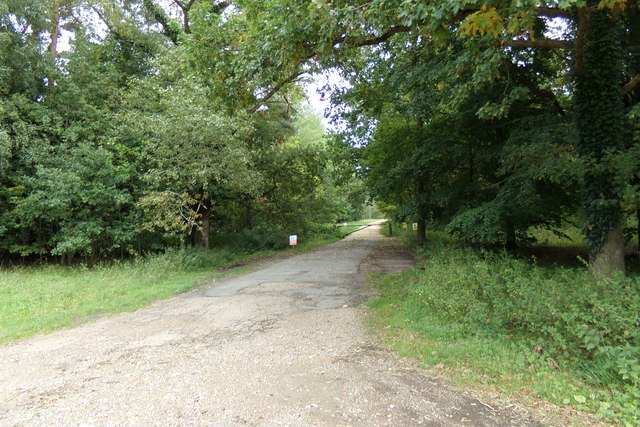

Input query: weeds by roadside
[369,225,640,425]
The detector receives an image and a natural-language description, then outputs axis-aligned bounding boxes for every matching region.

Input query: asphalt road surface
[0,223,543,426]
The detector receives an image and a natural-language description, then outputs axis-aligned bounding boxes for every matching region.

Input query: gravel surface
[0,223,543,426]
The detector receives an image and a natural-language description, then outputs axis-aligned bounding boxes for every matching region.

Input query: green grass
[0,248,243,343]
[0,231,349,345]
[368,230,639,425]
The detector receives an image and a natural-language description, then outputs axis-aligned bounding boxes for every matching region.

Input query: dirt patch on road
[360,237,417,276]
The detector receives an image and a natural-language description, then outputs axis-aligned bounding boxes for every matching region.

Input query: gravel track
[0,224,543,426]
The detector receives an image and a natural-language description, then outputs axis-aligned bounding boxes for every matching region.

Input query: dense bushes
[373,237,640,423]
[212,226,290,252]
[210,223,345,253]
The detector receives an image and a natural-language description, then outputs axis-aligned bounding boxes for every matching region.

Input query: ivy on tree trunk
[575,4,626,274]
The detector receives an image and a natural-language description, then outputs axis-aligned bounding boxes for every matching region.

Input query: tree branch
[245,9,577,115]
[349,26,412,47]
[143,0,182,45]
[210,1,230,14]
[535,7,572,19]
[622,73,640,96]
[249,71,304,114]
[504,38,573,49]
[247,25,412,114]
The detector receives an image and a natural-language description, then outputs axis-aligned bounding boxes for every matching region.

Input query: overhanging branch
[249,71,304,114]
[535,7,572,19]
[248,26,413,114]
[504,38,573,49]
[622,72,640,96]
[245,7,578,115]
[350,25,412,47]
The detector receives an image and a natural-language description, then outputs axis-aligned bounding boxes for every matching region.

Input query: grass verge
[368,227,639,425]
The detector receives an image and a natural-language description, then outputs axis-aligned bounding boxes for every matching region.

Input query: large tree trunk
[199,209,210,250]
[189,198,211,249]
[197,199,211,249]
[626,4,640,263]
[575,4,626,275]
[591,219,626,275]
[182,9,191,34]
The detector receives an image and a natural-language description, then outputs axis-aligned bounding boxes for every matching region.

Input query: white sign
[412,223,418,231]
[289,235,298,246]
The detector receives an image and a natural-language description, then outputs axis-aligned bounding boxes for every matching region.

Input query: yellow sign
[402,223,407,229]
[412,223,418,231]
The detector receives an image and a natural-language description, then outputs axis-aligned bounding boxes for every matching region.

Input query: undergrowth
[370,226,640,425]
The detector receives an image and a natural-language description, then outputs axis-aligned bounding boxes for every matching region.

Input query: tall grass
[369,227,640,425]
[0,247,245,343]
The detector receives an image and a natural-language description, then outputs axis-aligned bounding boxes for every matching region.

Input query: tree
[187,0,640,273]
[15,143,134,263]
[0,0,174,260]
[0,0,49,98]
[325,26,577,248]
[122,49,261,248]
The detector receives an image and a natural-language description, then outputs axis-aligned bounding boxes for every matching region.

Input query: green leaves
[374,237,640,423]
[459,5,504,37]
[12,143,134,256]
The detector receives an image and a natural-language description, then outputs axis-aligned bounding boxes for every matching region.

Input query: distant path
[0,224,541,426]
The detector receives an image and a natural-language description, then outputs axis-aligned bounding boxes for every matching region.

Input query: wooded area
[0,0,368,265]
[2,1,640,272]
[184,0,640,276]
[2,1,640,422]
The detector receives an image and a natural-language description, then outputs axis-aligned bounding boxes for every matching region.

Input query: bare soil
[1,224,546,426]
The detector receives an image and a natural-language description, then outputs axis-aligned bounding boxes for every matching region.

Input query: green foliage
[213,226,290,252]
[370,238,640,424]
[185,0,640,272]
[2,0,635,269]
[121,48,261,242]
[0,0,49,98]
[339,35,578,247]
[0,2,353,260]
[14,143,135,257]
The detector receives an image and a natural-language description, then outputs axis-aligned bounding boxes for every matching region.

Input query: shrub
[227,226,290,252]
[143,246,237,272]
[385,241,640,423]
